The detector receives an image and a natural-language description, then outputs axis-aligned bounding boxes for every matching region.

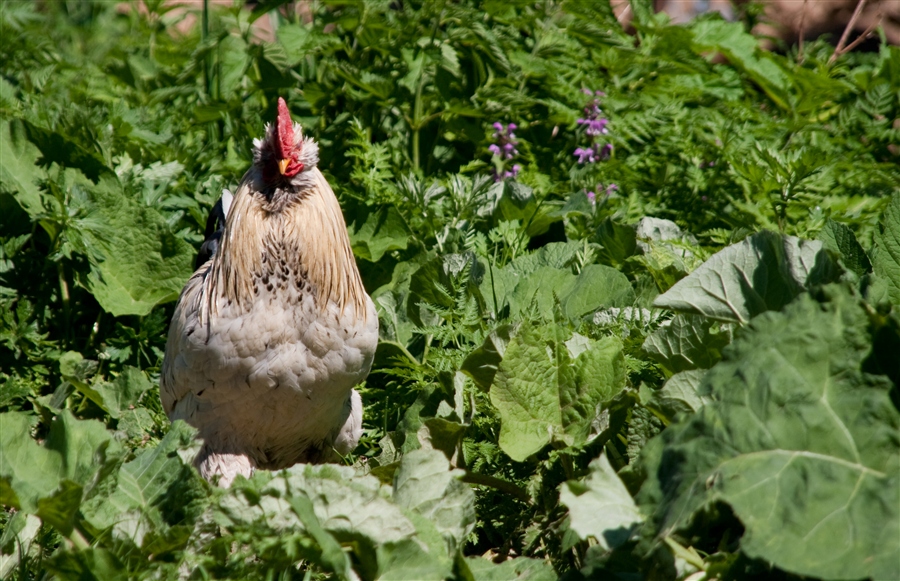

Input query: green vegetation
[1,1,898,579]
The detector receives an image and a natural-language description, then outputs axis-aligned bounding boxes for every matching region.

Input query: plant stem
[830,0,868,64]
[461,472,531,504]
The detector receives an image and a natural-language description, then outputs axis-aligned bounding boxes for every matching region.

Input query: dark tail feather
[195,189,234,269]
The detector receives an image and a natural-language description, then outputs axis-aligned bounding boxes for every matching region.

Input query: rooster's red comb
[276,97,294,159]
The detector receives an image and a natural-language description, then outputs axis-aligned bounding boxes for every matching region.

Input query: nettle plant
[1,1,899,580]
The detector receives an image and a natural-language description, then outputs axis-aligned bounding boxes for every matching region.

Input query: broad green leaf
[83,173,194,316]
[460,324,514,391]
[44,411,118,486]
[491,324,625,461]
[0,412,62,512]
[288,494,352,578]
[644,369,711,422]
[818,219,871,278]
[560,454,643,550]
[89,367,154,419]
[0,119,44,217]
[642,314,731,373]
[561,264,636,319]
[653,231,837,323]
[464,556,557,581]
[596,218,637,267]
[45,547,127,581]
[81,421,202,546]
[639,289,900,580]
[393,448,475,552]
[350,205,411,262]
[690,19,790,110]
[872,193,900,305]
[503,263,634,320]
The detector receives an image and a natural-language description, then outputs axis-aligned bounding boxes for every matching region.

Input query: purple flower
[586,190,596,203]
[489,121,522,181]
[574,147,597,164]
[577,118,609,136]
[605,183,618,194]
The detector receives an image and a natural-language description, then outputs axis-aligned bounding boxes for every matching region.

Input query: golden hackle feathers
[197,168,368,326]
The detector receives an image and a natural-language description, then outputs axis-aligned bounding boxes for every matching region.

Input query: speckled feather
[160,102,378,487]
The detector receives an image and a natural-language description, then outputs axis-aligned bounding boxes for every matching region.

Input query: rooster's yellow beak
[278,158,291,175]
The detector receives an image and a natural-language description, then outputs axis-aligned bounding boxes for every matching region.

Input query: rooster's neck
[206,168,367,320]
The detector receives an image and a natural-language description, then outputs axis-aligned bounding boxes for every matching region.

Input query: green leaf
[89,367,154,419]
[644,369,711,422]
[0,512,41,579]
[350,205,411,262]
[45,547,127,581]
[461,324,514,391]
[639,288,900,580]
[872,193,900,305]
[818,218,872,278]
[653,231,837,324]
[491,324,625,461]
[392,448,475,552]
[82,173,194,316]
[0,412,61,512]
[561,264,636,319]
[81,421,202,546]
[560,454,643,550]
[45,411,118,486]
[464,556,557,580]
[690,19,791,110]
[0,119,45,217]
[642,314,731,373]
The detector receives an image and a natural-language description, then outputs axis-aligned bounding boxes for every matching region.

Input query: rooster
[161,98,378,487]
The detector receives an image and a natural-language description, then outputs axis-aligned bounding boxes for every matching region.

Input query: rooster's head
[253,97,319,187]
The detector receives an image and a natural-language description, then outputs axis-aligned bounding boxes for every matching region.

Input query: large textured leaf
[0,412,63,513]
[80,421,202,546]
[644,369,710,422]
[639,288,900,580]
[82,173,194,316]
[392,448,475,552]
[872,193,900,305]
[465,556,557,581]
[642,314,731,373]
[491,324,625,461]
[653,231,837,323]
[560,454,643,550]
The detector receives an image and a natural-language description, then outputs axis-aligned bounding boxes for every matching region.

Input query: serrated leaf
[0,119,44,217]
[818,219,871,278]
[872,193,900,305]
[653,231,837,323]
[640,289,900,580]
[560,454,643,550]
